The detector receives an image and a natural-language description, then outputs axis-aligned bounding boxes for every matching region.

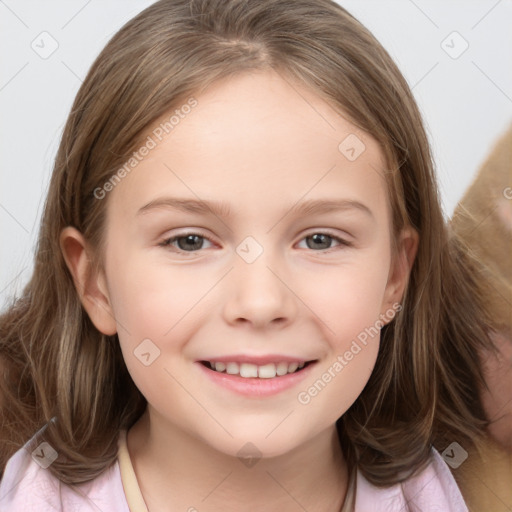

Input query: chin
[208,431,302,462]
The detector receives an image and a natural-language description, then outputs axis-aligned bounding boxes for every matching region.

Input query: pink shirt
[0,428,468,511]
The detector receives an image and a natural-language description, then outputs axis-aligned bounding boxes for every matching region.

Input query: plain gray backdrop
[1,0,512,308]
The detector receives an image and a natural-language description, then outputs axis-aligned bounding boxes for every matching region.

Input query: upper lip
[198,354,316,365]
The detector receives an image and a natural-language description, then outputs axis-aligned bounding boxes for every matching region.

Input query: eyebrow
[136,197,374,219]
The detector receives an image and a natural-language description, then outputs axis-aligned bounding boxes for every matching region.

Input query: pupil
[309,233,330,250]
[178,235,202,251]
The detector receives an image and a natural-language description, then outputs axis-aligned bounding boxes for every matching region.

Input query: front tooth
[239,363,258,378]
[214,362,226,372]
[287,362,299,373]
[298,362,305,369]
[258,363,277,379]
[226,362,240,375]
[276,362,289,376]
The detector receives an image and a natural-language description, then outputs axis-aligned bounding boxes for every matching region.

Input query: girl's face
[89,70,414,458]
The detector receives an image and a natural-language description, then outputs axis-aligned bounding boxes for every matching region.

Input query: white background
[1,0,511,308]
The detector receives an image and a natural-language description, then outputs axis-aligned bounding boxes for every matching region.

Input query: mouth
[199,360,316,379]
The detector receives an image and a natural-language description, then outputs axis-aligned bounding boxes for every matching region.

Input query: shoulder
[354,447,468,512]
[0,425,130,512]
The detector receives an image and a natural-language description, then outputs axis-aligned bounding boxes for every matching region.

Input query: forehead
[108,69,389,220]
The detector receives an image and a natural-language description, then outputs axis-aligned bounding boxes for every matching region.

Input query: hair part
[0,0,493,486]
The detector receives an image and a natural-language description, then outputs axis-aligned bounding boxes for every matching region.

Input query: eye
[297,232,351,252]
[159,232,214,252]
[159,230,351,254]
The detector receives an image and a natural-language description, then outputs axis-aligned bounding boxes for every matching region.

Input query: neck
[127,408,349,512]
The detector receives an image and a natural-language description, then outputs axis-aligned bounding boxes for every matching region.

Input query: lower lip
[196,361,317,398]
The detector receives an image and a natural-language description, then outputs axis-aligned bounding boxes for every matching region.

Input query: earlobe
[59,226,117,335]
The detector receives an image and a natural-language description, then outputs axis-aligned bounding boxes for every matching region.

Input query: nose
[222,248,297,329]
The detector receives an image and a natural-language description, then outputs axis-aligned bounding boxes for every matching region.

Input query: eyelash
[158,230,352,254]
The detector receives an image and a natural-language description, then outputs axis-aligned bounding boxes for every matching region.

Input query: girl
[0,0,494,510]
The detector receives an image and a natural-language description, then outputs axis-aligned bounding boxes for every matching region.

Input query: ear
[381,226,419,319]
[59,226,117,335]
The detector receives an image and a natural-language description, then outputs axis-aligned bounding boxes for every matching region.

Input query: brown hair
[0,0,493,487]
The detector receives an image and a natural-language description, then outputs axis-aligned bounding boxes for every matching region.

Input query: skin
[61,70,417,511]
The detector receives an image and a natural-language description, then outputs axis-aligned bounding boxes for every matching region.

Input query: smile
[196,359,318,398]
[201,360,313,378]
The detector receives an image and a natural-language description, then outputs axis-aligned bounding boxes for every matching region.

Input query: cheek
[296,322,381,427]
[295,253,391,340]
[298,353,380,432]
[106,254,224,395]
[294,258,388,421]
[107,253,210,337]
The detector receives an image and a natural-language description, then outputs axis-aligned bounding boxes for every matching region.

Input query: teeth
[208,361,307,378]
[226,362,239,375]
[287,362,299,373]
[276,362,289,376]
[258,363,277,379]
[240,363,258,378]
[214,362,226,372]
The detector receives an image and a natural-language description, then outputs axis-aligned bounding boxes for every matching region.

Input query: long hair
[0,0,493,486]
